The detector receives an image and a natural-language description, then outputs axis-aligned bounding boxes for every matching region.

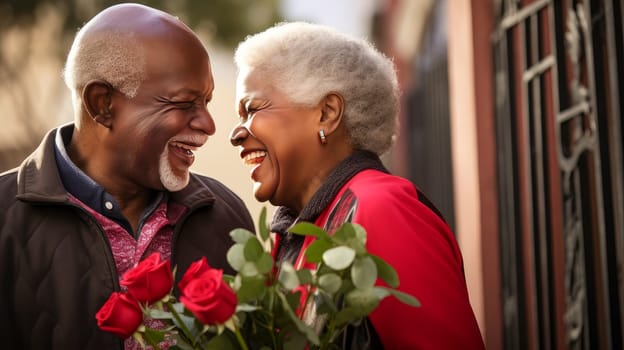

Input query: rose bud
[121,252,173,304]
[180,268,237,325]
[96,292,143,339]
[178,256,211,291]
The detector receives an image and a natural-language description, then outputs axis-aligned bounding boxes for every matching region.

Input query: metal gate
[493,0,624,349]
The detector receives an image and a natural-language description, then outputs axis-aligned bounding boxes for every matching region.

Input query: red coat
[291,169,485,349]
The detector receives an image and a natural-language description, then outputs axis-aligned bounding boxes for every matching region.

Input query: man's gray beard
[159,147,189,192]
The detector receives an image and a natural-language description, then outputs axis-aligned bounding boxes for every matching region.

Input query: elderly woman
[229,22,484,349]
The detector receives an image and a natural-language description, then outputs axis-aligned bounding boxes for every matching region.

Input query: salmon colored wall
[447,1,502,348]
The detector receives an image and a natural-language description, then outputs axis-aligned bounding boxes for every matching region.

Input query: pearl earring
[319,129,327,144]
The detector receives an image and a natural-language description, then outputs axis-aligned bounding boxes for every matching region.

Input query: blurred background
[2,0,623,349]
[0,0,450,227]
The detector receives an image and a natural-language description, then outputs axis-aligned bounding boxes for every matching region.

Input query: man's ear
[319,92,345,135]
[82,80,114,128]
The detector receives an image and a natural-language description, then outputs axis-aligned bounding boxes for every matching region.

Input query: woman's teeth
[244,151,267,165]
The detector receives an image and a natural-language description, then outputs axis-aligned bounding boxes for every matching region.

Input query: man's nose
[192,108,216,136]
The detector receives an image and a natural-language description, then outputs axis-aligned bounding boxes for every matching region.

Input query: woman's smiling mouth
[243,150,267,166]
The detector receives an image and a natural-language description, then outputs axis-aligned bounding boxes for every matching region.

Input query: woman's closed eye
[237,98,272,124]
[238,107,260,124]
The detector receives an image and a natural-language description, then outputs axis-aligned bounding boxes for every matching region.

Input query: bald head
[63,3,203,103]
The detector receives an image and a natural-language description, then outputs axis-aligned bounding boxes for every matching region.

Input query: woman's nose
[229,125,249,146]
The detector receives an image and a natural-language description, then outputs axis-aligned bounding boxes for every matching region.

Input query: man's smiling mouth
[170,141,198,156]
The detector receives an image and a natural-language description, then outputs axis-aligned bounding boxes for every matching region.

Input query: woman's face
[230,68,323,210]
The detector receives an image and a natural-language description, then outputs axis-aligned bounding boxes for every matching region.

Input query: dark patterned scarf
[270,150,388,264]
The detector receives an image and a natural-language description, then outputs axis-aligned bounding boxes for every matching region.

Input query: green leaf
[143,327,167,346]
[303,238,333,263]
[244,237,264,261]
[351,223,367,245]
[204,332,239,349]
[322,246,356,270]
[371,287,390,299]
[333,306,364,327]
[222,274,235,285]
[256,252,274,274]
[171,302,186,314]
[332,223,356,243]
[230,228,255,244]
[258,206,271,242]
[285,290,303,313]
[289,222,330,240]
[170,334,196,350]
[233,274,242,290]
[344,288,381,315]
[226,244,246,271]
[333,224,367,255]
[240,261,259,277]
[237,312,248,326]
[370,254,400,288]
[276,292,320,345]
[236,275,267,303]
[318,273,342,294]
[296,268,313,285]
[378,286,421,307]
[282,331,308,350]
[345,237,367,256]
[278,262,300,290]
[351,256,377,290]
[236,303,260,312]
[314,291,338,314]
[171,309,200,338]
[147,308,173,320]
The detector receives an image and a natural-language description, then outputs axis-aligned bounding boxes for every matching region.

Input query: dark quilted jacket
[0,127,255,349]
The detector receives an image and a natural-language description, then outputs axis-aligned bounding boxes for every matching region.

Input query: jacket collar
[170,173,216,210]
[270,150,388,264]
[17,127,68,203]
[271,150,388,234]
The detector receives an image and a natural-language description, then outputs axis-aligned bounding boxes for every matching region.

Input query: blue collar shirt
[54,124,163,237]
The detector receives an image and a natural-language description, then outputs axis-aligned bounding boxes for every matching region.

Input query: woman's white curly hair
[234,21,400,155]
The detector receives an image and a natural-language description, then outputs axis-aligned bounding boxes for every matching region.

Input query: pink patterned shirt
[68,193,187,349]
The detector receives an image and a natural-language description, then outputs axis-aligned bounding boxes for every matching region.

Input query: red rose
[179,268,237,325]
[96,292,143,339]
[121,252,173,304]
[178,256,211,291]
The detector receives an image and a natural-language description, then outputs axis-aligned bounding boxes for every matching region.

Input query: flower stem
[268,288,277,348]
[144,334,162,349]
[233,326,250,350]
[165,301,194,344]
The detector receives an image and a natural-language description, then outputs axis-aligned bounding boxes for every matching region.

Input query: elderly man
[0,3,253,349]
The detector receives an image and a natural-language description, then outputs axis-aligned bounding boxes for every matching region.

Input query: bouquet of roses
[96,208,420,349]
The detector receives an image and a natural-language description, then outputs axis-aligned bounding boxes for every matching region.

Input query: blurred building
[376,0,624,349]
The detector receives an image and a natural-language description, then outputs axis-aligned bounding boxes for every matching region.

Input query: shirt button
[104,201,113,210]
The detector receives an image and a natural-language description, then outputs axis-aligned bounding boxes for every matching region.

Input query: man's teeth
[171,141,196,156]
[244,151,267,165]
